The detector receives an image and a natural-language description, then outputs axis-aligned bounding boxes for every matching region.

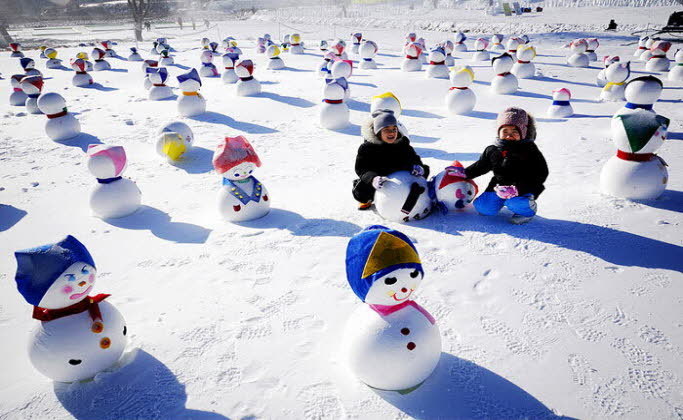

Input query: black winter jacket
[355,120,430,185]
[465,140,549,198]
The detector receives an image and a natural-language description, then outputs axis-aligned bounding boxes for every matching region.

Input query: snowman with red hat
[429,161,478,213]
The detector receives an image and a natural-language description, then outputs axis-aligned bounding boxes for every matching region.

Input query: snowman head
[516,45,536,61]
[177,68,202,91]
[405,43,422,59]
[213,136,261,181]
[14,235,96,309]
[235,59,255,78]
[266,44,281,58]
[45,48,58,59]
[201,37,210,48]
[454,31,465,43]
[331,60,353,79]
[611,109,669,154]
[492,34,503,44]
[91,48,105,60]
[474,38,489,52]
[624,75,662,105]
[428,47,446,62]
[20,57,35,70]
[605,61,630,83]
[602,55,619,68]
[37,92,67,116]
[450,65,475,88]
[570,39,587,53]
[552,88,571,101]
[351,32,362,43]
[200,50,213,64]
[20,76,43,95]
[346,226,424,306]
[319,40,328,49]
[491,53,514,73]
[291,34,301,44]
[506,37,521,51]
[87,144,128,180]
[406,32,417,43]
[158,121,193,147]
[441,39,454,54]
[435,161,479,211]
[371,92,402,117]
[586,38,599,50]
[359,40,378,59]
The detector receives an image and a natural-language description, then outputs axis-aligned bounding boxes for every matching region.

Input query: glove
[372,176,387,190]
[411,165,425,177]
[494,185,518,199]
[445,165,466,178]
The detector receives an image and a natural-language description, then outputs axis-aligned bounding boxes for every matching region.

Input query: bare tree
[128,0,152,41]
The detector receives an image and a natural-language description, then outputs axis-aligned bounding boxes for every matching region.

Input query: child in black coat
[353,110,429,209]
[460,107,548,224]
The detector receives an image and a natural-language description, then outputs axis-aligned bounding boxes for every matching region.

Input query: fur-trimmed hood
[524,113,537,141]
[361,118,408,145]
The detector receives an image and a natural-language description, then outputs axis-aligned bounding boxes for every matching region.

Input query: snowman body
[218,174,271,222]
[147,69,174,101]
[490,53,518,95]
[235,60,261,97]
[445,66,476,115]
[222,53,239,84]
[426,48,449,79]
[547,88,573,118]
[471,38,490,62]
[88,145,141,219]
[645,41,671,72]
[38,93,81,141]
[490,34,505,52]
[600,62,629,102]
[320,81,349,130]
[441,40,455,66]
[669,50,683,82]
[374,171,432,223]
[177,74,206,117]
[359,40,378,70]
[290,33,304,54]
[511,45,536,79]
[128,49,143,61]
[567,39,589,68]
[199,51,219,77]
[46,58,62,69]
[585,38,599,61]
[71,59,94,87]
[401,44,422,72]
[92,49,111,71]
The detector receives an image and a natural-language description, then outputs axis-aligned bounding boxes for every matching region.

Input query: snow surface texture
[1,14,682,420]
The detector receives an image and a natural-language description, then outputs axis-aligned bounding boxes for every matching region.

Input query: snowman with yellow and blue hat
[343,226,441,394]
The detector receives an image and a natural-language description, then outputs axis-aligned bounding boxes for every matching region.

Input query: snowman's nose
[401,287,408,293]
[78,281,86,287]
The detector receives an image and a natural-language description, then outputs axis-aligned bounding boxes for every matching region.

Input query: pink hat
[497,107,529,139]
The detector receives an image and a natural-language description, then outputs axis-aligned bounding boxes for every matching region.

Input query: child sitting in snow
[353,109,430,210]
[455,107,548,224]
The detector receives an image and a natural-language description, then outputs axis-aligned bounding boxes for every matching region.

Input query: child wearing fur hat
[456,107,548,224]
[353,109,430,210]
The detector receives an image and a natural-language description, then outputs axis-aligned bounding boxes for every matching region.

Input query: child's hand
[411,165,425,177]
[372,176,387,190]
[494,185,518,199]
[445,165,466,178]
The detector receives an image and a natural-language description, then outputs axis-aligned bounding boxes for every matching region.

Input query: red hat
[212,136,261,174]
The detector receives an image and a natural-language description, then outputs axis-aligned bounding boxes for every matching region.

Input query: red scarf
[497,72,511,76]
[429,61,445,65]
[47,109,68,119]
[449,86,468,90]
[369,300,435,325]
[617,150,655,162]
[405,55,418,59]
[32,294,110,322]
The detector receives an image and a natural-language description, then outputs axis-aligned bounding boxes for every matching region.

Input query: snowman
[585,38,599,61]
[614,75,662,117]
[320,80,350,130]
[402,43,422,72]
[209,42,219,55]
[596,55,620,87]
[505,37,522,61]
[343,226,441,392]
[37,93,81,141]
[471,38,490,62]
[669,49,683,82]
[266,44,285,70]
[511,44,536,79]
[359,40,378,70]
[490,34,505,52]
[429,161,478,213]
[91,48,111,71]
[332,40,348,60]
[490,53,518,95]
[222,52,239,84]
[199,50,219,77]
[634,36,649,57]
[645,41,671,72]
[281,34,291,53]
[453,31,467,52]
[441,40,455,66]
[331,59,353,100]
[213,136,270,222]
[87,144,141,219]
[547,88,574,118]
[317,53,334,80]
[201,37,210,49]
[177,68,206,117]
[128,47,143,61]
[101,40,116,57]
[76,52,94,72]
[600,109,669,200]
[567,39,589,68]
[445,65,476,115]
[39,45,48,59]
[256,37,266,54]
[20,58,42,77]
[142,60,159,90]
[227,40,243,57]
[350,32,363,55]
[9,42,24,58]
[71,58,94,87]
[416,38,428,64]
[20,75,44,115]
[600,61,630,102]
[13,235,128,383]
[405,32,417,45]
[319,40,329,52]
[155,121,194,161]
[290,33,304,54]
[147,67,174,101]
[235,59,261,96]
[9,74,28,106]
[45,48,63,69]
[426,47,449,79]
[159,49,174,67]
[640,37,656,62]
[374,171,432,223]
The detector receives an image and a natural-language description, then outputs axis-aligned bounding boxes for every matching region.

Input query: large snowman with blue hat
[13,236,128,383]
[343,226,441,393]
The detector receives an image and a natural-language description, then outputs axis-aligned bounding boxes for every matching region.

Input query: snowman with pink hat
[87,144,141,219]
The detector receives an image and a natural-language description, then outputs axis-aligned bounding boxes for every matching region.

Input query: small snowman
[39,45,48,59]
[547,87,574,118]
[101,40,116,57]
[256,37,266,54]
[490,34,505,52]
[9,42,24,58]
[429,161,478,213]
[331,59,353,100]
[76,52,94,71]
[45,48,63,69]
[142,60,159,90]
[634,36,649,57]
[441,40,455,66]
[332,40,348,60]
[405,32,417,45]
[511,44,536,79]
[128,47,143,61]
[471,38,490,62]
[201,37,210,50]
[320,80,350,130]
[13,235,128,383]
[416,38,429,64]
[266,44,285,70]
[235,59,261,97]
[350,32,363,55]
[87,144,141,219]
[177,68,206,117]
[281,34,291,53]
[20,58,42,77]
[567,39,589,68]
[37,92,81,141]
[596,55,620,87]
[668,49,683,82]
[159,49,174,67]
[71,58,94,87]
[290,33,304,54]
[155,121,194,161]
[490,53,518,95]
[614,75,662,117]
[359,40,378,70]
[226,40,242,56]
[199,50,219,77]
[445,65,476,115]
[374,171,432,223]
[317,53,335,81]
[343,226,441,392]
[453,31,467,52]
[319,39,329,52]
[147,67,174,101]
[213,136,270,222]
[585,38,599,61]
[20,75,44,115]
[600,61,630,102]
[600,109,669,200]
[209,42,219,55]
[645,40,671,72]
[639,37,656,62]
[222,52,239,84]
[402,43,422,72]
[9,74,28,106]
[506,37,522,61]
[426,47,449,79]
[91,48,111,71]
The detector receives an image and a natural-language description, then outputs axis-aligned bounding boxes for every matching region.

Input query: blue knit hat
[14,235,95,306]
[345,225,423,302]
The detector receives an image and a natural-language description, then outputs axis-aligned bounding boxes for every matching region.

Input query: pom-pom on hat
[213,136,261,174]
[372,109,398,135]
[497,107,530,139]
[14,236,95,306]
[346,226,423,302]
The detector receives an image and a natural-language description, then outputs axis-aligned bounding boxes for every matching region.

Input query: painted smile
[70,285,93,300]
[392,289,413,301]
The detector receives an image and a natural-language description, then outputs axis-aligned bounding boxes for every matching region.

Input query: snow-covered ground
[1,11,682,420]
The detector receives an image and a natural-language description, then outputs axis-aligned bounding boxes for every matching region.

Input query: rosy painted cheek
[62,285,74,294]
[88,274,95,283]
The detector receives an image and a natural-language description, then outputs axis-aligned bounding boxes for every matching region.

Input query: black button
[401,328,410,335]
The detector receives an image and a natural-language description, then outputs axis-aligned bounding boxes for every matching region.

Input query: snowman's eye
[410,270,420,278]
[384,277,397,285]
[234,173,240,177]
[68,359,82,365]
[64,274,76,281]
[248,170,253,174]
[123,325,127,336]
[81,266,89,274]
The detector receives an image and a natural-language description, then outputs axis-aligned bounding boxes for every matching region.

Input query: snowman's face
[224,162,255,181]
[364,268,423,306]
[38,262,97,309]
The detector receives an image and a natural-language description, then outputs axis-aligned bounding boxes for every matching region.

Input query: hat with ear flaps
[371,109,398,135]
[346,225,423,302]
[496,106,537,140]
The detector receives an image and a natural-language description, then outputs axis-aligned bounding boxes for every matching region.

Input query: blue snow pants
[473,192,537,217]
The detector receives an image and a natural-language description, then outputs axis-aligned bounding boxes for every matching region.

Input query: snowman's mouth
[392,290,413,301]
[70,285,93,300]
